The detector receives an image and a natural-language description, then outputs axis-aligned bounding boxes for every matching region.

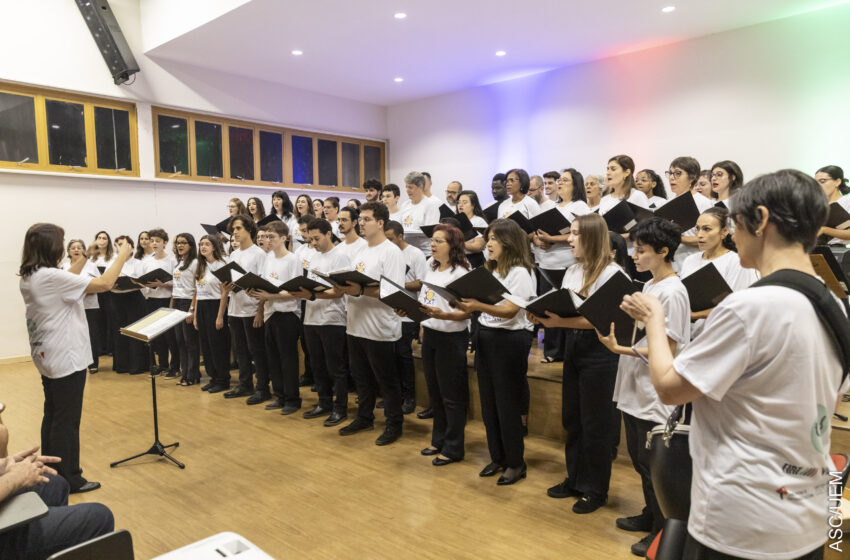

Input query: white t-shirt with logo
[399,244,428,323]
[171,259,197,300]
[62,260,100,310]
[420,265,472,333]
[613,275,691,424]
[346,239,405,341]
[261,252,300,320]
[227,244,266,318]
[673,192,717,272]
[399,198,440,257]
[673,285,850,559]
[478,266,536,331]
[534,200,592,271]
[304,245,349,327]
[497,195,541,221]
[195,260,226,301]
[21,267,92,379]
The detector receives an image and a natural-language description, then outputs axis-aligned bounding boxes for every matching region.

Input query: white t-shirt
[227,244,266,318]
[428,194,444,208]
[538,199,557,212]
[294,243,317,275]
[647,195,667,209]
[478,266,536,330]
[171,259,197,300]
[261,252,300,320]
[304,245,349,327]
[329,220,340,238]
[346,239,405,341]
[466,215,489,256]
[144,253,176,299]
[674,192,717,272]
[195,259,226,301]
[420,265,472,333]
[93,254,116,268]
[400,197,441,257]
[112,258,144,294]
[335,236,368,266]
[399,244,428,323]
[389,209,404,223]
[613,275,691,423]
[673,286,850,559]
[598,189,650,214]
[534,200,592,271]
[497,195,541,220]
[62,260,100,309]
[828,195,850,245]
[561,262,624,298]
[20,267,92,379]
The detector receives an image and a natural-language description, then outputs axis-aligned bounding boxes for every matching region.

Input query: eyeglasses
[711,172,725,179]
[506,177,520,184]
[556,178,571,184]
[665,170,684,179]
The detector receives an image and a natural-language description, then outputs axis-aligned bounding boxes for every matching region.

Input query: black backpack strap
[753,269,850,386]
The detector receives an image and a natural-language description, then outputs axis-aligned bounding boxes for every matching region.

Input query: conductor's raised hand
[116,240,133,262]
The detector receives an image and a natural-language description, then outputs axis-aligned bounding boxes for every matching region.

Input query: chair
[0,492,48,534]
[46,529,134,560]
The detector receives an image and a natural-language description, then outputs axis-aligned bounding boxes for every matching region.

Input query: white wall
[387,3,850,203]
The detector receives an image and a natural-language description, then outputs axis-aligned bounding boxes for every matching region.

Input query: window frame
[0,81,139,177]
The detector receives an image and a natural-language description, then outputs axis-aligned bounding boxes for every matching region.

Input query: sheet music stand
[111,308,190,470]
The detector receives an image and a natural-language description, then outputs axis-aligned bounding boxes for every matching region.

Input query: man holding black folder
[337,202,407,445]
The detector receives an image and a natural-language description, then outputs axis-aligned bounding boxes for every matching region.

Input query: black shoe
[375,426,402,446]
[630,533,657,557]
[280,405,301,416]
[201,382,214,391]
[303,405,332,419]
[479,462,504,477]
[572,495,607,514]
[224,387,252,398]
[401,398,416,415]
[323,411,347,427]
[433,456,461,466]
[547,479,582,499]
[420,447,441,456]
[339,418,374,436]
[70,481,101,494]
[264,398,284,410]
[164,369,179,379]
[246,391,271,405]
[416,407,434,419]
[376,400,385,409]
[497,463,527,486]
[616,513,654,532]
[207,384,228,394]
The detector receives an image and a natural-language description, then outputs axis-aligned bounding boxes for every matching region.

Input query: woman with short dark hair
[19,223,132,493]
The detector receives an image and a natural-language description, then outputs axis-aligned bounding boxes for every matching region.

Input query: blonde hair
[574,214,612,297]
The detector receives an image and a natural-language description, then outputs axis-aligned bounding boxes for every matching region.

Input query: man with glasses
[445,181,462,212]
[528,175,545,206]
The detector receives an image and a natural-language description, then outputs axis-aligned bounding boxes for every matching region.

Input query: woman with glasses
[497,168,541,221]
[710,160,744,206]
[584,174,605,212]
[618,169,848,559]
[815,165,850,244]
[666,157,717,272]
[172,233,200,386]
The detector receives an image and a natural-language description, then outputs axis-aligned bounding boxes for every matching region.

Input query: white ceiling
[143,0,845,106]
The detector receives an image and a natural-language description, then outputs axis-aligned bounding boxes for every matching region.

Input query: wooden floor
[1,355,651,560]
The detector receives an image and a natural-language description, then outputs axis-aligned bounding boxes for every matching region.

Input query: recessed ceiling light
[495,50,507,57]
[291,49,303,56]
[661,6,676,13]
[394,77,404,83]
[394,12,407,19]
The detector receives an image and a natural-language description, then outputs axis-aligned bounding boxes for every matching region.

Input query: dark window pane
[46,99,86,166]
[195,121,223,178]
[341,142,360,187]
[364,145,382,182]
[228,126,254,181]
[318,139,338,186]
[291,135,313,184]
[259,131,282,183]
[94,107,132,171]
[157,115,188,175]
[0,92,38,164]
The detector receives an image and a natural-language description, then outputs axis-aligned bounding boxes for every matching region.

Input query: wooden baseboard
[0,356,32,365]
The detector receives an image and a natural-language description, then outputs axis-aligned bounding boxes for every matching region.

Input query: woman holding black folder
[456,190,488,267]
[455,219,535,485]
[194,235,231,393]
[816,165,850,244]
[416,225,472,466]
[528,213,624,514]
[172,233,200,386]
[109,236,149,375]
[598,155,649,214]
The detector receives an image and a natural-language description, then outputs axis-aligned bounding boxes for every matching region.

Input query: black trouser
[520,330,532,418]
[298,300,313,383]
[173,298,200,383]
[0,474,114,560]
[265,312,301,406]
[348,335,403,428]
[109,291,148,374]
[229,315,268,392]
[304,324,348,413]
[147,297,179,371]
[95,291,113,355]
[682,534,823,560]
[623,412,664,533]
[41,370,87,491]
[539,268,567,361]
[421,328,469,460]
[84,308,101,369]
[196,299,230,386]
[562,329,620,500]
[476,327,529,468]
[395,321,418,400]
